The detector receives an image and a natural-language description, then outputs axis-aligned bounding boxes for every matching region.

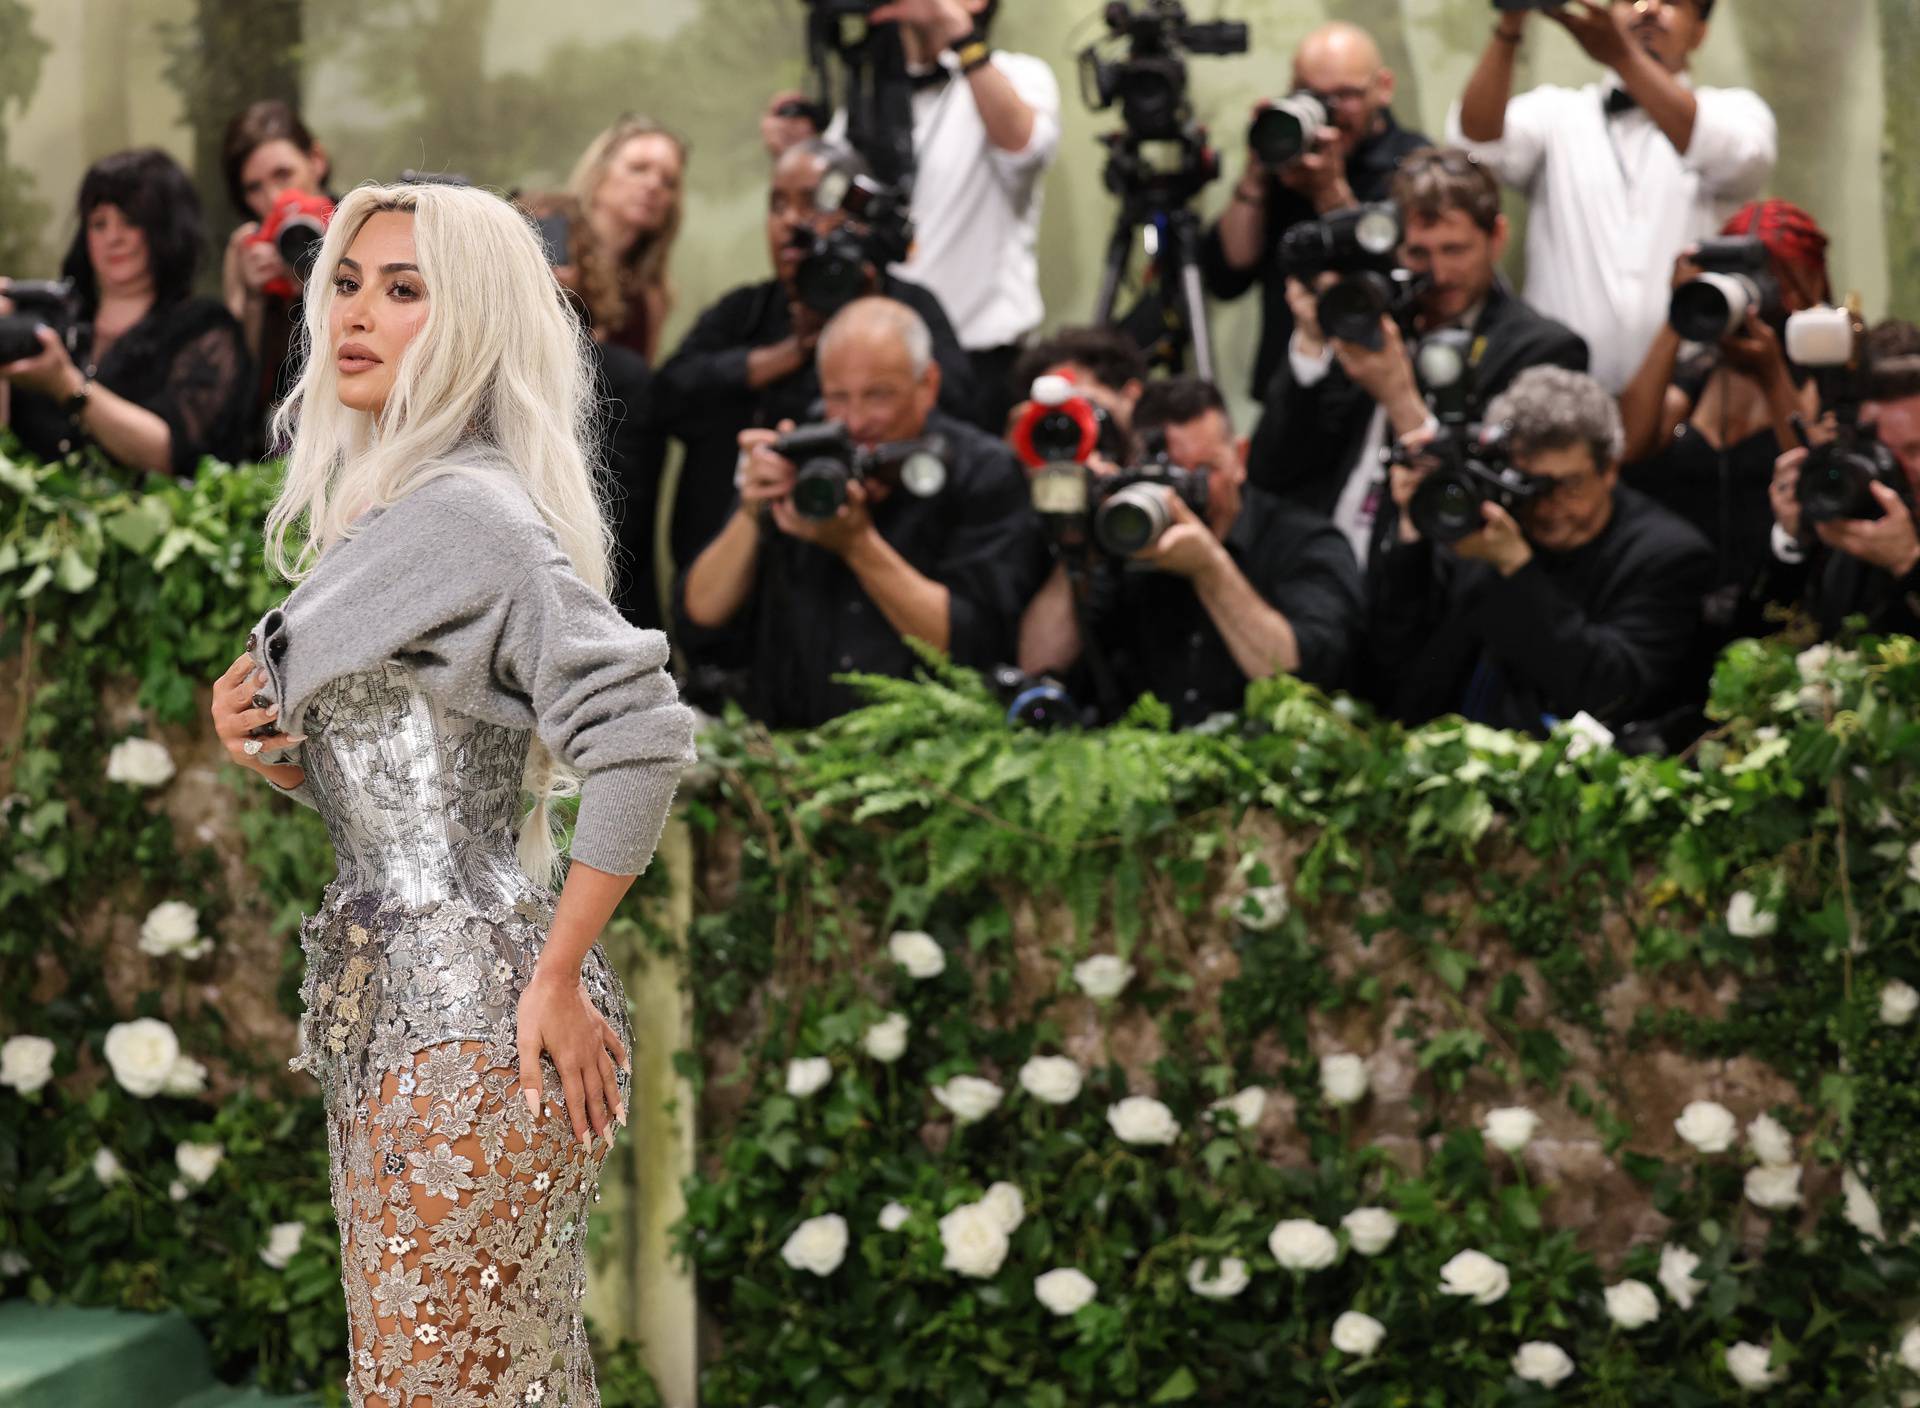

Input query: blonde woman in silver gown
[209,181,695,1407]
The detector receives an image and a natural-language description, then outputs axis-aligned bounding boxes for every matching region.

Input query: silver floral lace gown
[287,658,633,1408]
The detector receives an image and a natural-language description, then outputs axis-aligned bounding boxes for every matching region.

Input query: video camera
[1785,305,1912,525]
[771,421,949,520]
[248,188,335,299]
[1669,236,1782,344]
[1079,0,1248,142]
[790,171,914,316]
[0,279,85,366]
[1397,329,1545,543]
[1280,202,1424,349]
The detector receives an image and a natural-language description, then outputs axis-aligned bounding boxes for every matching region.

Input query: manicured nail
[523,1089,540,1120]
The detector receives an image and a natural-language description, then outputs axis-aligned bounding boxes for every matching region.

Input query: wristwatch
[956,38,992,74]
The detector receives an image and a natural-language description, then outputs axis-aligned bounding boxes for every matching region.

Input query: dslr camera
[1669,236,1782,344]
[771,421,950,520]
[790,171,914,316]
[1279,202,1424,349]
[0,279,85,366]
[1010,373,1131,471]
[1020,416,1208,559]
[1078,0,1249,141]
[1249,90,1333,169]
[249,188,336,299]
[1397,329,1546,543]
[1785,305,1912,525]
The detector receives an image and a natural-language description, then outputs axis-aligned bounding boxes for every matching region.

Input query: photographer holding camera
[1017,376,1363,726]
[1006,326,1149,438]
[1202,21,1431,403]
[1762,319,1920,641]
[764,0,1059,428]
[1246,148,1586,570]
[1369,365,1712,734]
[652,139,976,582]
[1452,0,1776,393]
[1,148,252,478]
[677,296,1043,727]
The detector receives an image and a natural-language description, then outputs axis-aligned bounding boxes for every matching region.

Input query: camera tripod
[1091,129,1220,382]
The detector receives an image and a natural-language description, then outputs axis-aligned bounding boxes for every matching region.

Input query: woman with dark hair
[221,100,334,452]
[560,114,686,363]
[0,147,253,477]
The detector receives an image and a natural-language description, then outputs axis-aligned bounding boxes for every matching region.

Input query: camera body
[0,279,85,366]
[1010,373,1130,470]
[1079,0,1249,141]
[1669,236,1782,344]
[772,421,950,520]
[1024,429,1208,559]
[249,188,336,298]
[789,172,914,316]
[1399,328,1547,543]
[1784,305,1911,525]
[1280,202,1425,349]
[1249,90,1332,169]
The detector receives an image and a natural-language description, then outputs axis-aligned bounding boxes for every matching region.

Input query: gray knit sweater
[246,456,695,876]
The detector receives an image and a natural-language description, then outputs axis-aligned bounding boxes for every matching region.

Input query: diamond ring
[242,739,265,756]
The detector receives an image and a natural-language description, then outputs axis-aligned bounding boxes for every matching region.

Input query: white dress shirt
[1446,76,1776,394]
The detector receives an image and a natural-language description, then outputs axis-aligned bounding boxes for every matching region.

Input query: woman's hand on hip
[516,970,629,1144]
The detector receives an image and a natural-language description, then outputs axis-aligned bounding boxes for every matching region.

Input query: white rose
[1073,954,1135,1001]
[878,1201,910,1232]
[1900,1323,1920,1373]
[259,1221,305,1270]
[1744,1163,1802,1212]
[1210,1086,1266,1130]
[1107,1096,1180,1146]
[1795,643,1835,679]
[1267,1219,1338,1272]
[92,1147,124,1186]
[938,1202,1010,1279]
[780,1213,849,1277]
[1341,1207,1399,1256]
[162,1054,207,1097]
[1033,1267,1097,1316]
[175,1141,224,1186]
[0,1035,56,1095]
[862,1013,910,1064]
[1746,1113,1794,1168]
[888,930,946,979]
[1674,1100,1738,1154]
[1512,1342,1575,1388]
[1482,1105,1540,1154]
[1560,711,1614,761]
[980,1181,1025,1235]
[168,1179,189,1202]
[103,1018,181,1098]
[105,737,175,788]
[1234,884,1291,931]
[932,1075,1004,1125]
[786,1057,833,1099]
[1658,1243,1704,1310]
[1725,891,1777,939]
[1842,1168,1886,1243]
[138,900,203,958]
[1880,979,1919,1027]
[1604,1279,1660,1330]
[1186,1255,1250,1300]
[1330,1310,1385,1357]
[1319,1052,1369,1107]
[1438,1249,1510,1306]
[1726,1341,1780,1390]
[1018,1055,1083,1106]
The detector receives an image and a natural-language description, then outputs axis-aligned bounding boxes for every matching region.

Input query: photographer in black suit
[1246,148,1587,572]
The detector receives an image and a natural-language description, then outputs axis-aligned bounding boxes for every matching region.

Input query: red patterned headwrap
[1720,199,1832,303]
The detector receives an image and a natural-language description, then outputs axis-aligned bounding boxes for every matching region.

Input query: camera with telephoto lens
[790,171,914,316]
[1398,329,1546,544]
[1669,236,1782,344]
[248,188,336,300]
[1785,304,1913,525]
[1078,0,1249,141]
[1088,430,1210,557]
[1279,202,1426,350]
[990,665,1081,730]
[0,279,84,366]
[1249,90,1332,168]
[772,421,950,520]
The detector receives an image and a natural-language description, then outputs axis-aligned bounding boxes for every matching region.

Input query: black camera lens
[1319,273,1394,347]
[1797,445,1890,525]
[1094,484,1174,555]
[1410,471,1486,545]
[275,215,329,278]
[792,458,855,520]
[1249,92,1328,168]
[1029,408,1088,463]
[0,316,46,364]
[1670,274,1755,344]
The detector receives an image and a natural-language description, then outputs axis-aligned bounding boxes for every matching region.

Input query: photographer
[1451,0,1776,392]
[1006,326,1148,437]
[765,0,1060,427]
[677,296,1043,727]
[1,148,252,478]
[1201,21,1431,403]
[1619,199,1828,627]
[1017,377,1363,725]
[1246,148,1586,570]
[651,139,976,577]
[1369,365,1713,734]
[1761,320,1920,641]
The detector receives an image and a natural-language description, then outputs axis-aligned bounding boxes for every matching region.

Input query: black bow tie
[1604,87,1639,117]
[909,67,950,93]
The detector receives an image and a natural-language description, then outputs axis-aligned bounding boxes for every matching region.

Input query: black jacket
[1366,485,1715,734]
[1753,534,1920,643]
[1199,109,1431,402]
[1246,283,1590,524]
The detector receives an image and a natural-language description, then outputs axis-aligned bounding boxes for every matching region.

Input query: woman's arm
[1,327,176,476]
[1618,324,1688,465]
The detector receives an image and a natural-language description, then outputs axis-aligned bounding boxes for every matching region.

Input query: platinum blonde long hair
[264,180,615,888]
